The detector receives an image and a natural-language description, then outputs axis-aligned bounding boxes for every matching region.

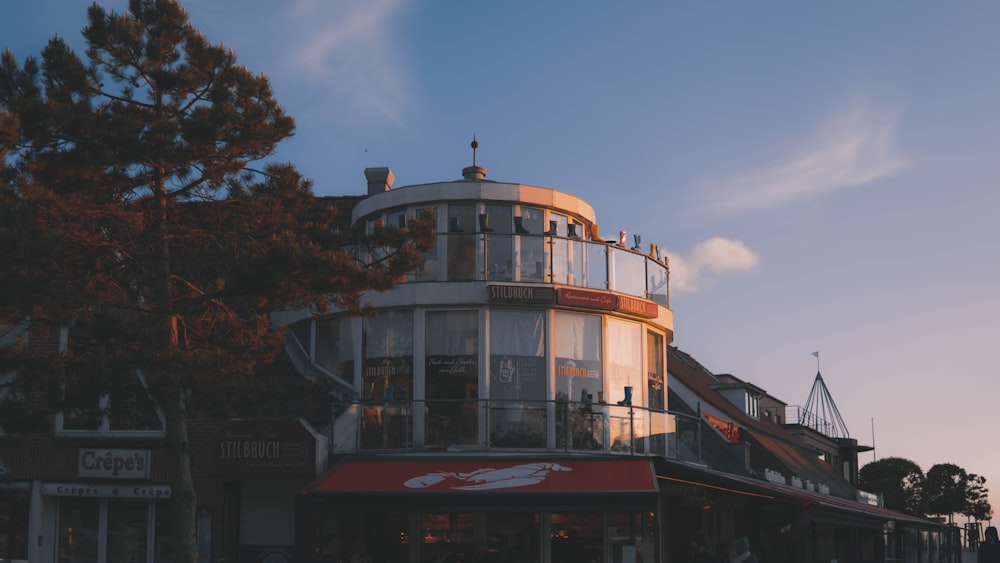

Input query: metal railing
[407,232,669,307]
[329,398,702,461]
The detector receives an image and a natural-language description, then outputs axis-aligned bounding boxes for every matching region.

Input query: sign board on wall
[78,449,150,479]
[211,418,323,479]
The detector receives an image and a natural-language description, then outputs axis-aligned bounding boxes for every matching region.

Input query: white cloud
[286,0,407,124]
[667,237,759,293]
[703,106,907,213]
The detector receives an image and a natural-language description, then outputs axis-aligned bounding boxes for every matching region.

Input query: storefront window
[426,311,479,446]
[0,491,29,562]
[58,498,100,562]
[551,513,603,563]
[610,511,656,563]
[362,311,413,449]
[646,331,664,411]
[607,319,642,453]
[420,513,476,562]
[554,313,603,450]
[489,309,545,448]
[646,331,667,455]
[485,512,541,563]
[316,315,354,384]
[107,499,150,562]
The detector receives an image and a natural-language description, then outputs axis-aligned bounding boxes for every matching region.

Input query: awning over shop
[656,459,935,528]
[301,457,658,512]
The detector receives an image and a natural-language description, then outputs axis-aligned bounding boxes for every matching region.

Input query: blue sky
[5,1,1000,506]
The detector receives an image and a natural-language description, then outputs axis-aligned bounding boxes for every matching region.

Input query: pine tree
[0,1,432,560]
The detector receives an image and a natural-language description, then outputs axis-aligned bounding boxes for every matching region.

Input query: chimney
[364,167,394,195]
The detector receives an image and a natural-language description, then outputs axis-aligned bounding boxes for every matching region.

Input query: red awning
[306,458,656,495]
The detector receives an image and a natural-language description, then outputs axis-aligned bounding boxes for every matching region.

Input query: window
[315,316,354,384]
[517,207,545,282]
[425,310,479,446]
[359,311,413,449]
[56,372,165,437]
[646,331,664,411]
[488,309,545,448]
[414,206,438,282]
[607,319,643,452]
[362,311,413,401]
[484,204,514,281]
[447,204,478,281]
[554,312,602,450]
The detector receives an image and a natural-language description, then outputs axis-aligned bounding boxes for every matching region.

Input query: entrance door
[57,498,161,563]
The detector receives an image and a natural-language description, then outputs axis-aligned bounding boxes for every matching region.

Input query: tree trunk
[163,384,199,562]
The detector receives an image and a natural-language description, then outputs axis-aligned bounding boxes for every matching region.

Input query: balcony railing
[408,232,669,307]
[329,398,703,461]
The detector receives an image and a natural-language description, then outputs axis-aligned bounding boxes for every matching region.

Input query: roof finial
[462,134,486,181]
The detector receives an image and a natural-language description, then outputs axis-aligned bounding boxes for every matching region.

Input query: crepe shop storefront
[295,457,660,563]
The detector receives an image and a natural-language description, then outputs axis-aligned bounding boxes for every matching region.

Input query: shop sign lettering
[78,449,150,479]
[41,482,171,498]
[211,419,319,479]
[488,284,555,304]
[616,295,658,318]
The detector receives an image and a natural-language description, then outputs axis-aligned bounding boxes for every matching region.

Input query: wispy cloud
[285,0,407,124]
[702,106,906,213]
[667,237,759,293]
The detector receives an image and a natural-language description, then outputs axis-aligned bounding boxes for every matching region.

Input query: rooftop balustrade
[408,231,669,307]
[329,397,702,461]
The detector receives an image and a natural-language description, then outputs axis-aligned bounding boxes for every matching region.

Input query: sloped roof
[667,345,859,500]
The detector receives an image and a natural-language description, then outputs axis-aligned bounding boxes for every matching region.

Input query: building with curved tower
[285,150,673,562]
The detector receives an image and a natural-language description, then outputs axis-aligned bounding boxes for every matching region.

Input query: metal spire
[801,351,851,439]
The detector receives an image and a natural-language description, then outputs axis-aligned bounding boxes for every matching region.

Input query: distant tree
[924,463,970,522]
[858,457,925,516]
[964,473,992,523]
[0,1,432,562]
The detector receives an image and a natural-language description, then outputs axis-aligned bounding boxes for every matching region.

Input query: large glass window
[315,316,354,384]
[447,204,479,281]
[414,206,439,282]
[647,331,667,455]
[554,313,603,450]
[362,311,413,449]
[550,213,569,284]
[607,319,642,452]
[646,331,664,411]
[489,309,546,448]
[484,204,514,281]
[517,207,545,282]
[426,310,479,446]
